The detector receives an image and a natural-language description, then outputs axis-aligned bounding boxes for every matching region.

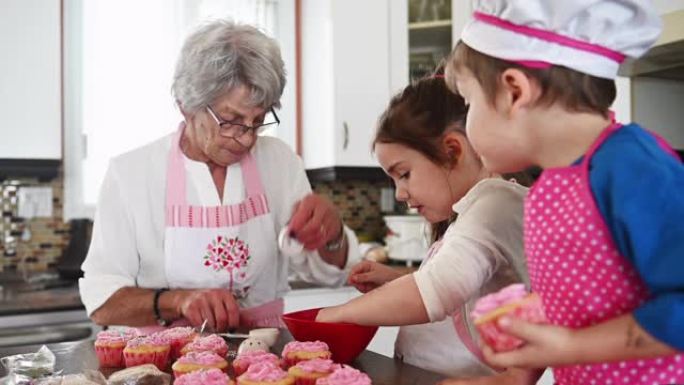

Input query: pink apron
[525,123,684,384]
[141,126,284,333]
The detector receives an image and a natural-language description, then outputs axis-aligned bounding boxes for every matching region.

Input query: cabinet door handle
[343,121,349,150]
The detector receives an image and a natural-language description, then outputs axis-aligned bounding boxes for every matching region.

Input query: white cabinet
[0,0,62,160]
[300,0,476,170]
[300,0,392,169]
[388,0,472,87]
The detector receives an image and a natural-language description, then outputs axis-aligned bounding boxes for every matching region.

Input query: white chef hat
[460,0,662,79]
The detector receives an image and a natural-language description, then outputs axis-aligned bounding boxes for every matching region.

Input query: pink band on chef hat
[473,11,626,65]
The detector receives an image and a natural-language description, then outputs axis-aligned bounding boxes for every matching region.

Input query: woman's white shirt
[79,133,359,316]
[395,178,528,377]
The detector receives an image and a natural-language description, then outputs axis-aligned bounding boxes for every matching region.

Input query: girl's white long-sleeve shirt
[396,178,528,377]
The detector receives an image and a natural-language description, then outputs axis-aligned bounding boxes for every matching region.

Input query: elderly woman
[79,20,359,332]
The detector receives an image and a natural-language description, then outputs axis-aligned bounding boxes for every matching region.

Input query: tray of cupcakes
[93,323,372,385]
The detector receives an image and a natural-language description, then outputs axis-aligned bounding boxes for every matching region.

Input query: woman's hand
[289,193,343,251]
[348,260,403,293]
[173,288,240,332]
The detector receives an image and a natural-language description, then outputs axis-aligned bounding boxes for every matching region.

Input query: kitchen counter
[0,332,446,384]
[0,274,83,317]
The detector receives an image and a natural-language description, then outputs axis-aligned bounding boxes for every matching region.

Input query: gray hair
[172,20,286,114]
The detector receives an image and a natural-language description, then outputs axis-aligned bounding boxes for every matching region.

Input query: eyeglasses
[206,105,280,140]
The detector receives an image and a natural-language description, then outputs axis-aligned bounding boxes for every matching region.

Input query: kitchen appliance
[56,219,92,280]
[383,215,430,266]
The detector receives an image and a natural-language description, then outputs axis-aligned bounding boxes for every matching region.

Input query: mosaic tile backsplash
[0,173,70,273]
[0,168,395,273]
[311,179,402,243]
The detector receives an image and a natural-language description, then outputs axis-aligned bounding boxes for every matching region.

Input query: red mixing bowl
[281,308,379,364]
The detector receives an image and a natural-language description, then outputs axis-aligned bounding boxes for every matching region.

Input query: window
[64,0,296,219]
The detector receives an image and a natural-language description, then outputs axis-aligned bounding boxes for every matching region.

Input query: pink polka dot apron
[525,123,684,384]
[162,126,284,328]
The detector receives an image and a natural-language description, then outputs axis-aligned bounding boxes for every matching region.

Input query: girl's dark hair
[373,70,468,242]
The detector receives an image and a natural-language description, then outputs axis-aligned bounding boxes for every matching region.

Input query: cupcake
[154,326,198,359]
[123,335,171,370]
[175,368,235,385]
[172,351,229,378]
[181,334,229,357]
[287,359,339,385]
[471,283,548,352]
[237,361,294,385]
[281,341,331,368]
[315,366,371,385]
[233,351,282,377]
[94,329,138,367]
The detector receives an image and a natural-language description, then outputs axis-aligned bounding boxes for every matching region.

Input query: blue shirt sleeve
[587,123,684,350]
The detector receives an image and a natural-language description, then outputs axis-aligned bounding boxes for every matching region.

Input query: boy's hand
[482,317,577,369]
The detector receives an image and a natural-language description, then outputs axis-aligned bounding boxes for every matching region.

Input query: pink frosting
[96,329,138,344]
[183,334,227,352]
[155,326,196,340]
[125,335,170,349]
[176,351,226,365]
[175,368,231,385]
[282,341,329,357]
[295,358,339,374]
[471,284,529,319]
[241,361,288,382]
[315,366,371,385]
[235,351,280,366]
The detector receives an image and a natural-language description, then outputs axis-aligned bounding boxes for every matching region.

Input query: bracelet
[153,288,170,327]
[324,222,346,252]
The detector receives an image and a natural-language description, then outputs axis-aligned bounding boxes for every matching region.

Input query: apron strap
[166,123,267,207]
[241,151,267,198]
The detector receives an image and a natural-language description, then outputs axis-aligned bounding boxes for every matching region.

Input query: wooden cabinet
[0,0,61,161]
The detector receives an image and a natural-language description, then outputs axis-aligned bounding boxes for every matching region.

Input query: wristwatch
[153,288,171,327]
[324,222,346,252]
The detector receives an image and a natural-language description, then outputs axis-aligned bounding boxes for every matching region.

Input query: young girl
[446,1,684,384]
[316,75,532,382]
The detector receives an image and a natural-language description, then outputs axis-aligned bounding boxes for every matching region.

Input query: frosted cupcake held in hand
[471,284,547,352]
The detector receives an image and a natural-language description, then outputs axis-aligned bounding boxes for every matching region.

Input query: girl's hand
[348,260,403,293]
[482,317,577,369]
[315,306,342,323]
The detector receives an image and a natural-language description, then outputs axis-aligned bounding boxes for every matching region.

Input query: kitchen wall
[0,172,70,273]
[0,171,391,272]
[311,179,396,243]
